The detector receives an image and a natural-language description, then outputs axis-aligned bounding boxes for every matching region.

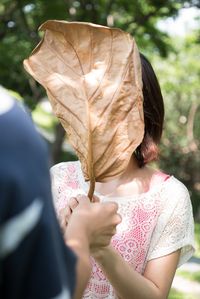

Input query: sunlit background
[0,1,200,298]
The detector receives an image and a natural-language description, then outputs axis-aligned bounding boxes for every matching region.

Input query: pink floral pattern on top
[50,161,195,299]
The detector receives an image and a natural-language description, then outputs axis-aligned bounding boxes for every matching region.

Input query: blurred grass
[176,270,200,283]
[168,288,197,299]
[195,223,200,258]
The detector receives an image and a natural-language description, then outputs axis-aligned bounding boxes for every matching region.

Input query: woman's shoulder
[159,175,192,213]
[148,166,189,197]
[50,160,84,189]
[50,160,81,176]
[163,175,190,198]
[148,174,195,266]
[50,160,86,199]
[145,167,189,200]
[146,166,191,209]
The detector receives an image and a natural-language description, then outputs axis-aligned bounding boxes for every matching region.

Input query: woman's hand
[63,196,121,299]
[59,197,77,232]
[59,194,99,233]
[61,194,121,251]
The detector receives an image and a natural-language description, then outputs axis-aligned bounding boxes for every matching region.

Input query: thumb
[92,195,100,203]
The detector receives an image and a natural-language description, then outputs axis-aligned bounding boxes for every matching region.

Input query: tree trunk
[51,123,66,164]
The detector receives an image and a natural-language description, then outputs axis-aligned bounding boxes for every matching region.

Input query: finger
[69,197,79,210]
[98,236,113,247]
[76,194,90,203]
[59,207,71,227]
[60,215,68,232]
[60,206,72,217]
[92,195,100,203]
[106,227,117,237]
[60,218,66,232]
[114,213,122,225]
[104,201,119,213]
[64,206,72,222]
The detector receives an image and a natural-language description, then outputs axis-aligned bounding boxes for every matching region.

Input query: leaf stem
[88,178,95,202]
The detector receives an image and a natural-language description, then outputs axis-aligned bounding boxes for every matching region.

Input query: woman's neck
[95,156,153,197]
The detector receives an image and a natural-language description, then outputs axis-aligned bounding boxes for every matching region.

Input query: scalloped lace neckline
[75,161,173,200]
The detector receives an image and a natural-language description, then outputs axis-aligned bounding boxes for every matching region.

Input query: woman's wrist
[92,245,114,265]
[66,224,90,255]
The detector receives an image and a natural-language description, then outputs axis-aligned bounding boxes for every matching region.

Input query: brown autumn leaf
[23,20,144,199]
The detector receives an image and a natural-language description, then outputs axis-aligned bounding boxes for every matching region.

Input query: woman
[51,53,195,299]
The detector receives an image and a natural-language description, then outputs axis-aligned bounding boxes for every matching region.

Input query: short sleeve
[50,161,86,215]
[147,177,195,267]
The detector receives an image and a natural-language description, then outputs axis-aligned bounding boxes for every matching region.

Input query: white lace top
[50,161,195,299]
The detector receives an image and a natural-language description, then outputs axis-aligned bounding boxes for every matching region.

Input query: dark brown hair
[134,53,164,167]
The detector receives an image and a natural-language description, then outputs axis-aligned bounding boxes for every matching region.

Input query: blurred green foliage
[177,270,200,283]
[32,104,58,133]
[152,35,200,218]
[194,223,200,257]
[0,0,200,218]
[169,288,198,299]
[0,0,199,106]
[168,223,200,298]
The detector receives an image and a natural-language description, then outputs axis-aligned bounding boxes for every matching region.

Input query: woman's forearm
[94,246,162,299]
[66,227,91,299]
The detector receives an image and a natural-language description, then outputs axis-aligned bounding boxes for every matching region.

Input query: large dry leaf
[24,20,144,198]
